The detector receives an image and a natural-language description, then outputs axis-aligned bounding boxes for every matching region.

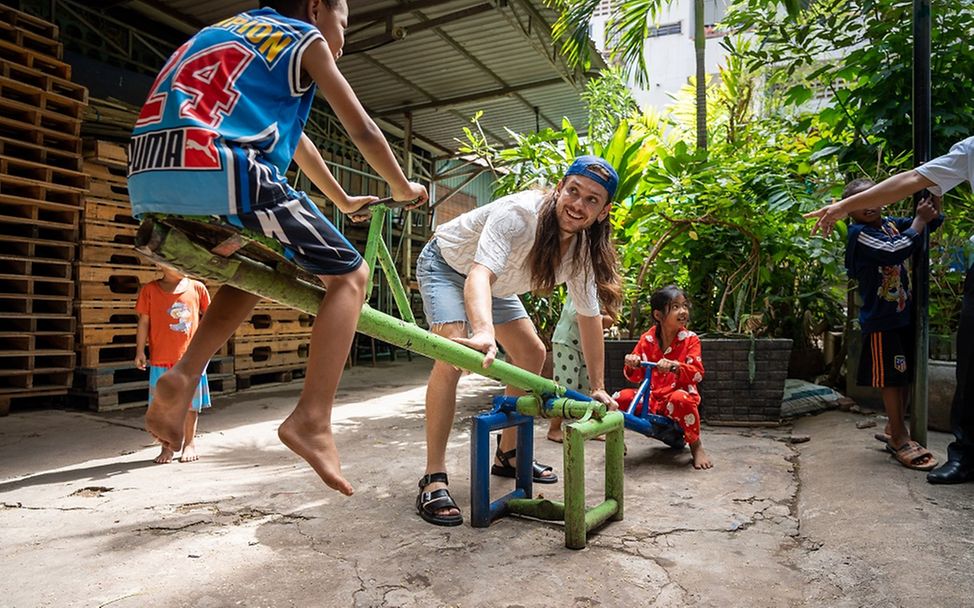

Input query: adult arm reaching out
[577,313,618,408]
[804,170,935,237]
[454,263,499,367]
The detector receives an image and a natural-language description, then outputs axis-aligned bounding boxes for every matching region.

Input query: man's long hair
[526,189,622,318]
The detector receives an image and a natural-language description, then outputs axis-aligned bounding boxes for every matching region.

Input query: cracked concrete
[1,358,972,607]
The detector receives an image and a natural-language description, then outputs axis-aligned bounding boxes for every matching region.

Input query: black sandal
[490,434,558,484]
[416,472,463,527]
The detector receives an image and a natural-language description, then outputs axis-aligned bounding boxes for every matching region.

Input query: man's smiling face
[553,174,610,236]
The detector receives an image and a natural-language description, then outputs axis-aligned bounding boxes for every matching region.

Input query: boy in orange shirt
[135,266,211,463]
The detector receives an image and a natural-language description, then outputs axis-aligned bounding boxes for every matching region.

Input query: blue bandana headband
[564,155,619,201]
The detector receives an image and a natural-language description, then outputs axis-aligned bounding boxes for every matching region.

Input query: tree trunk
[694,0,707,150]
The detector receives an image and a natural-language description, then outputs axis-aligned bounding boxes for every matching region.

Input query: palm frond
[550,0,603,70]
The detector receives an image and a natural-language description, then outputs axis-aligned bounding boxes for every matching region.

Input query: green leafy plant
[611,50,847,341]
[455,74,651,340]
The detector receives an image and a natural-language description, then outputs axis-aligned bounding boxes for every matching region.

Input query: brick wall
[699,338,792,424]
[604,337,792,424]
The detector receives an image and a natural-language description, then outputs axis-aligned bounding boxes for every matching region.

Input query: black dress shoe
[926,460,974,484]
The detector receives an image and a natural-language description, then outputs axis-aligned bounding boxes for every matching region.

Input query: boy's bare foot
[154,447,174,464]
[145,369,196,451]
[690,441,713,469]
[278,410,354,496]
[179,443,199,463]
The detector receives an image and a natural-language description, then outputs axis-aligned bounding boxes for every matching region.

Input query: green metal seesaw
[133,200,623,549]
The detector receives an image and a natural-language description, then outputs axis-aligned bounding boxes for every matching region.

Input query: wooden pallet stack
[72,139,235,410]
[0,6,87,414]
[233,302,313,389]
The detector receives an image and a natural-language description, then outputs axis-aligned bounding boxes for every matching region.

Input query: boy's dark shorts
[226,192,362,276]
[857,325,914,388]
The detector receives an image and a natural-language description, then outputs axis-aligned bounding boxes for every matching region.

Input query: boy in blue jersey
[131,0,428,497]
[843,178,942,471]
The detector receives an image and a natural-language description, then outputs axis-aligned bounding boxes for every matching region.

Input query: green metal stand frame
[504,401,625,550]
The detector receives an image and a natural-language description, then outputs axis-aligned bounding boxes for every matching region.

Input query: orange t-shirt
[135,278,210,366]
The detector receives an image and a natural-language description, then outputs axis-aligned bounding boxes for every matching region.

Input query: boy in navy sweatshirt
[844,177,943,471]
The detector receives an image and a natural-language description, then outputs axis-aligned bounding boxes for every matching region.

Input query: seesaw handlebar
[356,197,420,212]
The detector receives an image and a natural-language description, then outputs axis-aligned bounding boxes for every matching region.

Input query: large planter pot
[929,360,956,433]
[930,333,957,361]
[603,336,792,426]
[698,337,793,426]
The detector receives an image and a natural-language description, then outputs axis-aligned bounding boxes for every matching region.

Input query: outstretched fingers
[803,202,848,237]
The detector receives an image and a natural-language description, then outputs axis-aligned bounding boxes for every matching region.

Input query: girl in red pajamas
[614,286,713,469]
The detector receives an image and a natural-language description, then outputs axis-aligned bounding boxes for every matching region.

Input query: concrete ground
[1,358,972,608]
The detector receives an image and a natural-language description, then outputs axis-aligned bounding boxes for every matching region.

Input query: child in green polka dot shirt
[547,295,615,442]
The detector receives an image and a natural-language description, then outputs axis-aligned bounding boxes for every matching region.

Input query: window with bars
[647,21,682,37]
[593,0,613,17]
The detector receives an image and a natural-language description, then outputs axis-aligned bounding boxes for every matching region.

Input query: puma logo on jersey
[186,138,218,163]
[129,127,221,174]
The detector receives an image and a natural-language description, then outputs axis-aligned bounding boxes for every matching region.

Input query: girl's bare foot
[278,410,354,496]
[179,443,199,463]
[690,440,713,470]
[547,427,564,443]
[145,369,197,451]
[154,447,174,464]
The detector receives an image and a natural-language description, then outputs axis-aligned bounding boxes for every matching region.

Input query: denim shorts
[416,239,528,327]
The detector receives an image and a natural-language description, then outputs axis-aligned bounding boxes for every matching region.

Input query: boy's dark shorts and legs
[229,191,366,496]
[145,191,364,495]
[859,325,939,471]
[857,325,914,388]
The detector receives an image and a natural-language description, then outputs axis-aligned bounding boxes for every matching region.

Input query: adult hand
[590,388,619,411]
[803,200,848,237]
[925,193,943,215]
[392,181,430,211]
[134,351,147,371]
[454,331,498,368]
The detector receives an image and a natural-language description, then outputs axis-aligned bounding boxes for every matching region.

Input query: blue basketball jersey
[127,8,324,216]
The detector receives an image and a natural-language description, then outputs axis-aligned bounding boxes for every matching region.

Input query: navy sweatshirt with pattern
[845,214,943,334]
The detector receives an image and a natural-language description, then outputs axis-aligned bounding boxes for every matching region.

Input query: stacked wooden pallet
[233,303,313,389]
[0,6,87,414]
[72,139,235,410]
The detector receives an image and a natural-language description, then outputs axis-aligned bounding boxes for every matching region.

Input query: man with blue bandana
[412,155,624,526]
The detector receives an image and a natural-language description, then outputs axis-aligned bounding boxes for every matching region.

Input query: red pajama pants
[615,388,702,445]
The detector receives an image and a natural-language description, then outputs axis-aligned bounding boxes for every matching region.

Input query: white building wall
[590,0,732,111]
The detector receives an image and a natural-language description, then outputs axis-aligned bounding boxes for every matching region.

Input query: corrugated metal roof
[118,0,604,155]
